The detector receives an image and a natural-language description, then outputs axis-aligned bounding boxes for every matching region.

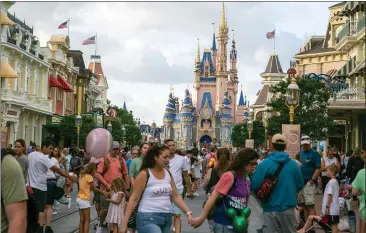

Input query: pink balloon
[86,128,113,158]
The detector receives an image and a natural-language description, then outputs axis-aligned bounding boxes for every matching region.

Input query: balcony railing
[38,54,44,60]
[19,43,26,50]
[1,88,27,104]
[338,23,350,42]
[357,14,365,32]
[30,49,36,56]
[7,37,16,45]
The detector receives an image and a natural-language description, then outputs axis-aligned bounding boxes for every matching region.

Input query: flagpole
[273,26,276,54]
[95,33,97,56]
[67,18,70,37]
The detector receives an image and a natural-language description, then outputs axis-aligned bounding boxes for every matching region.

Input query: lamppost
[247,120,254,139]
[107,121,112,133]
[75,114,82,148]
[285,69,300,124]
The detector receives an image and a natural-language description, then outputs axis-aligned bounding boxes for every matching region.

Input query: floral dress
[106,191,125,225]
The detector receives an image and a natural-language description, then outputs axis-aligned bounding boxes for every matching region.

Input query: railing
[30,49,36,56]
[357,14,365,33]
[19,43,26,50]
[38,54,44,60]
[0,88,27,103]
[338,23,350,42]
[7,37,16,45]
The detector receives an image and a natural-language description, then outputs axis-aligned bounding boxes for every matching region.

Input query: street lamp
[75,114,82,148]
[107,121,112,133]
[285,68,300,124]
[247,120,254,139]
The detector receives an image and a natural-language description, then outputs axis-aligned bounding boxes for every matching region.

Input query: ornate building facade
[1,2,52,146]
[292,1,365,151]
[162,4,249,149]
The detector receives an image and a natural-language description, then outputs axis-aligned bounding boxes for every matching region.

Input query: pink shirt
[97,154,128,190]
[214,172,235,195]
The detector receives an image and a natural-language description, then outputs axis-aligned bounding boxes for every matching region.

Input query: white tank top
[322,157,337,176]
[138,169,172,213]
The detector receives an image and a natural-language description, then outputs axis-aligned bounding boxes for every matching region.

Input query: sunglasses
[156,143,169,148]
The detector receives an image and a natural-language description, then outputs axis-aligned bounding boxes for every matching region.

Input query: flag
[58,21,68,29]
[266,30,275,39]
[82,36,96,45]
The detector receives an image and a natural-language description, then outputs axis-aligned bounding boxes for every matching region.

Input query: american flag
[266,30,275,39]
[58,21,68,29]
[82,36,96,45]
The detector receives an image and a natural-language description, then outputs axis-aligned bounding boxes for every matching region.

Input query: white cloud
[8,2,333,125]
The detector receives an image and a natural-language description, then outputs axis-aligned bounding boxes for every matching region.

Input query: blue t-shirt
[126,159,132,170]
[299,149,321,183]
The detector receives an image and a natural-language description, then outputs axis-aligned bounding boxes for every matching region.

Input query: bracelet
[186,211,192,216]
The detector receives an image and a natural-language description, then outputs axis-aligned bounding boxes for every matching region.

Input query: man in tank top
[164,139,192,233]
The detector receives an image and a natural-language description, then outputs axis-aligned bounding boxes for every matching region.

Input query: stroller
[304,188,350,233]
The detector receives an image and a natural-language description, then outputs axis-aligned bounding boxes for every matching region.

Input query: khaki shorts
[298,183,316,206]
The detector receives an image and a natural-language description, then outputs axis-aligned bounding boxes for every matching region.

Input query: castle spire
[195,38,200,64]
[220,2,226,30]
[238,85,245,106]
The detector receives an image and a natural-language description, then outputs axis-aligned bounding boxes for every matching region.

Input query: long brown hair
[216,147,230,176]
[227,148,259,173]
[14,139,26,154]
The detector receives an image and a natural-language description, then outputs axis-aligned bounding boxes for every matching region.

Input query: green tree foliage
[59,115,96,147]
[231,121,265,148]
[266,77,335,141]
[108,105,141,147]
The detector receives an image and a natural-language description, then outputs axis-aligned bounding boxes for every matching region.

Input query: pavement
[49,185,263,233]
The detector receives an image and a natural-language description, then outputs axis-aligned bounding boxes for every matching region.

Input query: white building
[1,2,52,146]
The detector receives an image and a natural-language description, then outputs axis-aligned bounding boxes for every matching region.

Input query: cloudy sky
[9,1,334,125]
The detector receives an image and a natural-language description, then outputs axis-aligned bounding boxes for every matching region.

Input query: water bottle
[349,210,356,232]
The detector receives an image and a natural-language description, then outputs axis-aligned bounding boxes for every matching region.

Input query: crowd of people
[1,134,365,233]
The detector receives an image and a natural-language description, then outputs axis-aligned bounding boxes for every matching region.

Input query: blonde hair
[81,163,97,176]
[327,164,339,175]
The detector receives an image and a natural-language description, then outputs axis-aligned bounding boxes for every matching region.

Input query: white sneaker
[52,211,57,215]
[67,198,71,209]
[193,192,199,196]
[96,226,103,233]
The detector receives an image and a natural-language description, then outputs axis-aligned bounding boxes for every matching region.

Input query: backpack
[102,155,125,175]
[255,161,288,203]
[351,157,364,179]
[205,168,219,195]
[203,171,237,220]
[1,152,39,233]
[207,153,217,169]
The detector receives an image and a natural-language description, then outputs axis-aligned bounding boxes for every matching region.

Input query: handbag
[127,169,150,228]
[255,161,287,203]
[53,186,65,200]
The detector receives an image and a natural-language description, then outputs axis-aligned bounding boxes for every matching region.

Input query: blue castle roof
[222,91,231,108]
[238,90,246,106]
[180,89,193,119]
[199,52,215,73]
[212,33,217,51]
[221,91,232,119]
[123,101,127,111]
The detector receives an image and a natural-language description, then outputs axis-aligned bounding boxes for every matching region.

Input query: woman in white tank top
[120,144,193,233]
[320,148,340,193]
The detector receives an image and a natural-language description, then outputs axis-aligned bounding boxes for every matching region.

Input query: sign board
[282,124,301,159]
[245,139,254,149]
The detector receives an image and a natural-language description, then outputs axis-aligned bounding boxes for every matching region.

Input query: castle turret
[163,92,177,140]
[179,89,194,149]
[220,91,233,146]
[215,2,229,111]
[212,32,217,67]
[229,34,238,83]
[194,39,201,89]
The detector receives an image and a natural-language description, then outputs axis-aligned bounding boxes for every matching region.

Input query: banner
[245,139,254,149]
[282,124,301,158]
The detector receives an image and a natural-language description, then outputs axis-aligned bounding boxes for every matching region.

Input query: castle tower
[179,89,194,149]
[163,91,176,140]
[220,91,233,146]
[212,32,217,67]
[215,2,229,111]
[252,53,286,121]
[235,85,248,123]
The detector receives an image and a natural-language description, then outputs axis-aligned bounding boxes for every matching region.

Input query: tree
[231,121,265,148]
[108,105,141,148]
[59,115,96,147]
[266,77,335,141]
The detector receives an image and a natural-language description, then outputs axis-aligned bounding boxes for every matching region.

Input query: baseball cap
[112,141,120,149]
[301,135,311,145]
[271,134,288,145]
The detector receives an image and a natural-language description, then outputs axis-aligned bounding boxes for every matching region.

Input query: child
[105,177,127,233]
[76,163,105,233]
[297,164,340,233]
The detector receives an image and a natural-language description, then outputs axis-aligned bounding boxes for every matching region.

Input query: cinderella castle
[162,3,250,149]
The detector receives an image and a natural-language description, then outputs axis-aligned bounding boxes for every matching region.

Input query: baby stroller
[305,188,350,233]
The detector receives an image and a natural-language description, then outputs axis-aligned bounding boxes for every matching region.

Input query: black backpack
[1,151,39,233]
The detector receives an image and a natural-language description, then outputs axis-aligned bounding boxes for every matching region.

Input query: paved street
[50,185,263,233]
